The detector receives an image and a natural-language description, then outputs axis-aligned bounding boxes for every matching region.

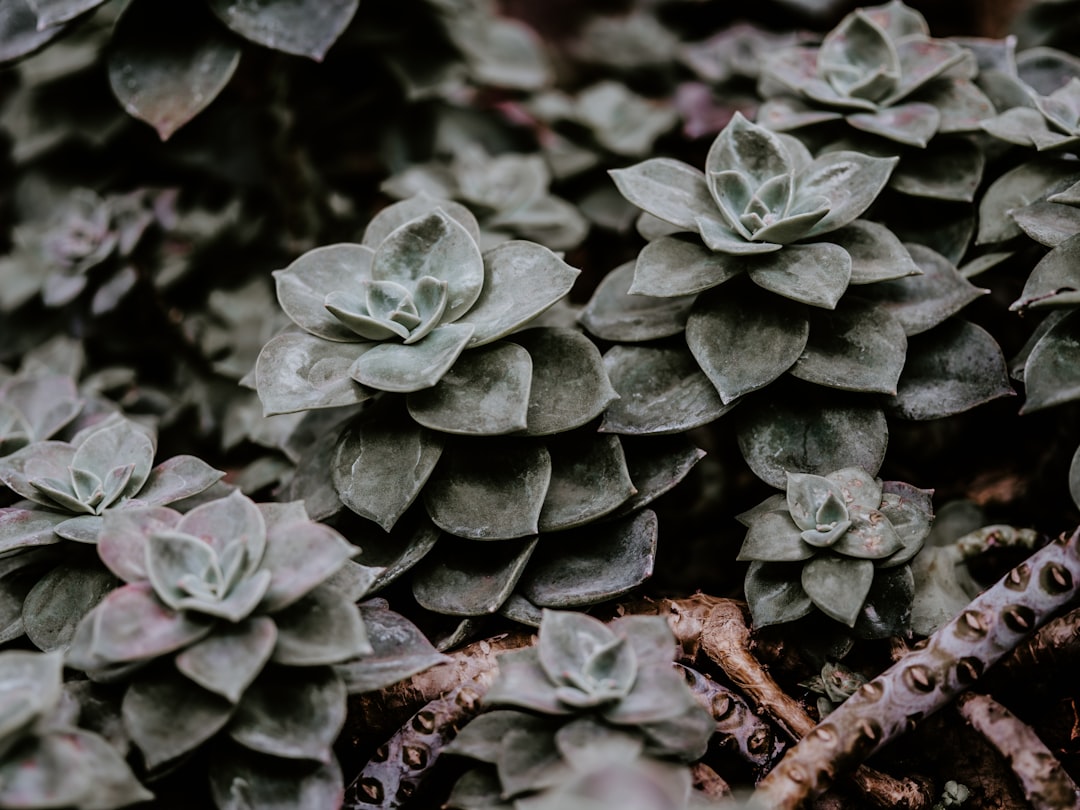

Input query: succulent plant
[0,649,152,809]
[756,1,994,148]
[0,186,167,312]
[443,610,716,808]
[62,490,444,806]
[736,467,933,633]
[381,145,589,252]
[800,660,868,716]
[0,414,224,649]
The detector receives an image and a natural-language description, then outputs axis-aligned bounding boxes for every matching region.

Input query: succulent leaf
[744,561,815,627]
[174,617,278,703]
[801,555,875,626]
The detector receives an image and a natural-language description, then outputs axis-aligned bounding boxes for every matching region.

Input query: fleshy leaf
[847,103,940,147]
[687,284,809,404]
[786,472,847,533]
[889,320,1014,420]
[138,455,225,506]
[335,603,449,693]
[407,341,532,435]
[177,490,266,562]
[274,244,375,341]
[738,510,815,562]
[22,564,115,652]
[744,561,814,628]
[536,610,618,686]
[87,582,214,664]
[1019,309,1080,413]
[108,0,241,141]
[372,211,483,323]
[857,243,986,336]
[1011,201,1080,248]
[630,235,745,298]
[518,510,657,608]
[97,507,181,583]
[260,520,359,612]
[975,158,1080,245]
[331,410,443,532]
[830,220,921,285]
[746,242,853,309]
[0,508,67,555]
[510,328,618,436]
[71,419,155,502]
[789,298,907,394]
[206,0,358,61]
[579,260,694,341]
[736,390,887,489]
[608,159,716,231]
[853,564,914,640]
[0,0,72,65]
[363,194,481,249]
[600,344,731,436]
[175,617,278,703]
[831,510,903,559]
[255,332,374,416]
[423,439,552,540]
[460,241,579,347]
[412,535,538,616]
[797,152,897,237]
[1012,232,1080,311]
[123,667,235,768]
[272,586,370,665]
[537,434,635,532]
[889,137,985,202]
[349,323,475,392]
[801,556,875,626]
[229,666,346,761]
[210,749,344,810]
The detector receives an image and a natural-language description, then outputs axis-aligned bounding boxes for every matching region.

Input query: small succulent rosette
[756,1,993,149]
[736,468,933,636]
[381,144,589,251]
[0,414,224,651]
[0,650,152,809]
[443,610,715,809]
[256,194,703,625]
[64,490,445,806]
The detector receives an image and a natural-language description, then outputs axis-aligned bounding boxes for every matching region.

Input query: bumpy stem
[667,596,930,809]
[956,693,1080,810]
[750,528,1080,810]
[343,670,499,809]
[679,663,785,775]
[1000,604,1080,676]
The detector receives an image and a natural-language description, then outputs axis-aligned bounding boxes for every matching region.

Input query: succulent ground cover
[4,0,1080,808]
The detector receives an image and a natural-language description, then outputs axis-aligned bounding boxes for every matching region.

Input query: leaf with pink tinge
[108,0,241,140]
[88,582,215,664]
[176,617,277,702]
[0,508,67,555]
[137,455,225,506]
[0,441,75,506]
[207,0,358,61]
[177,490,266,562]
[260,520,360,612]
[98,507,181,583]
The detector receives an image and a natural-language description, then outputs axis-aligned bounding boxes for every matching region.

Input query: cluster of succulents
[443,609,716,809]
[736,467,933,635]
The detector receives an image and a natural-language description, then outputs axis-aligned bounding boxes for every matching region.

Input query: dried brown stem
[956,693,1080,810]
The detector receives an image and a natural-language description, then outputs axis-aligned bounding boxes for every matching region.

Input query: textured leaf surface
[22,563,115,652]
[108,0,241,140]
[737,390,887,488]
[333,410,443,531]
[207,0,358,60]
[412,535,538,616]
[889,320,1014,420]
[538,434,635,532]
[175,617,277,703]
[1012,232,1080,311]
[889,137,985,202]
[209,747,344,810]
[746,242,852,309]
[350,323,474,392]
[802,556,875,626]
[336,603,448,693]
[510,328,618,436]
[687,284,809,403]
[272,587,370,665]
[976,158,1080,245]
[857,243,986,335]
[630,235,745,297]
[600,344,732,435]
[519,510,657,608]
[229,666,346,761]
[1020,309,1080,413]
[424,439,552,540]
[744,561,814,628]
[832,220,921,285]
[579,260,694,341]
[124,669,235,767]
[790,298,907,394]
[256,333,373,416]
[407,341,532,435]
[608,159,715,230]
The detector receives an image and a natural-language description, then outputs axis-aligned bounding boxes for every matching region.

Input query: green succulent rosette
[737,467,933,635]
[63,490,445,806]
[0,650,152,809]
[596,112,1010,487]
[0,414,224,650]
[981,45,1080,153]
[757,1,993,149]
[256,194,702,623]
[443,610,715,809]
